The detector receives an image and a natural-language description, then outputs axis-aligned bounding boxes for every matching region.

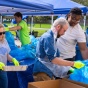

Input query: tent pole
[83,14,86,30]
[0,15,2,23]
[51,14,53,25]
[30,15,33,35]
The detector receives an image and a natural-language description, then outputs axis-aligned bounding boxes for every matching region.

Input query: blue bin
[7,59,36,88]
[8,72,20,88]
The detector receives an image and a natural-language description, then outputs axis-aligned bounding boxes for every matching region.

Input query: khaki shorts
[33,72,55,82]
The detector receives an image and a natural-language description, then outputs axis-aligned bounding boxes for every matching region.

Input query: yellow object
[73,61,85,69]
[10,31,16,36]
[0,62,5,70]
[12,58,19,66]
[4,27,9,31]
[4,27,16,36]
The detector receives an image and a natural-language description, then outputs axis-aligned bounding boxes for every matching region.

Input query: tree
[72,0,88,6]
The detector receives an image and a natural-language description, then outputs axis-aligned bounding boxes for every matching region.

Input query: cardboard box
[63,78,88,88]
[3,65,28,71]
[28,79,85,88]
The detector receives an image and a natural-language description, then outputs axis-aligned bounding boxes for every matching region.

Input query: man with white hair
[33,17,85,81]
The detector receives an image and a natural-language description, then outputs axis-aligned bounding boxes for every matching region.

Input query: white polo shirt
[56,24,86,59]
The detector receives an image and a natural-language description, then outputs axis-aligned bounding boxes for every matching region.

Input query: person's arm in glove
[50,57,85,69]
[12,58,19,66]
[4,26,21,32]
[69,67,75,73]
[0,62,5,70]
[68,62,84,74]
[73,61,85,69]
[4,27,9,31]
[7,54,19,66]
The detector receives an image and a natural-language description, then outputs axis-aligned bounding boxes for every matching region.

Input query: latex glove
[4,27,9,31]
[73,61,85,69]
[69,67,75,73]
[0,62,5,70]
[12,58,19,66]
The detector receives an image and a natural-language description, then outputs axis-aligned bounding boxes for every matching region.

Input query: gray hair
[0,23,4,28]
[52,17,68,27]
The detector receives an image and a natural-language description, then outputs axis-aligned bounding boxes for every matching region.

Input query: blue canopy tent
[0,0,53,13]
[41,0,87,14]
[0,0,53,22]
[6,0,87,26]
[3,0,87,15]
[42,0,88,27]
[1,0,87,15]
[34,0,87,29]
[0,0,53,33]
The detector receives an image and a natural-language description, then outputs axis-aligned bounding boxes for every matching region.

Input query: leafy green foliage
[72,0,88,6]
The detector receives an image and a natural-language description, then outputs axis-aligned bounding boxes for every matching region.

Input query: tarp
[7,59,36,88]
[1,0,87,16]
[44,0,87,14]
[10,0,87,16]
[0,0,53,15]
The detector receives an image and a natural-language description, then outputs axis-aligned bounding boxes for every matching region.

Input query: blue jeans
[0,70,8,88]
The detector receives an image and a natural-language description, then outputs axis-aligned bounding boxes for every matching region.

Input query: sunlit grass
[4,22,87,37]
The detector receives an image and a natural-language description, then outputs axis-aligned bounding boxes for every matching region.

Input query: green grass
[81,25,88,31]
[28,23,51,36]
[4,22,88,37]
[3,22,51,37]
[33,23,51,28]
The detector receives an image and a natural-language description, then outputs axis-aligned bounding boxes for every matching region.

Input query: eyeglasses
[71,15,81,23]
[0,32,5,35]
[71,18,80,23]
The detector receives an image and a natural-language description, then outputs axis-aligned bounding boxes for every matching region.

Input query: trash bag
[7,59,35,88]
[30,35,38,49]
[9,48,26,61]
[17,58,35,88]
[9,34,38,61]
[21,44,36,59]
[5,31,17,50]
[69,60,88,84]
[10,44,37,61]
[17,65,34,88]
